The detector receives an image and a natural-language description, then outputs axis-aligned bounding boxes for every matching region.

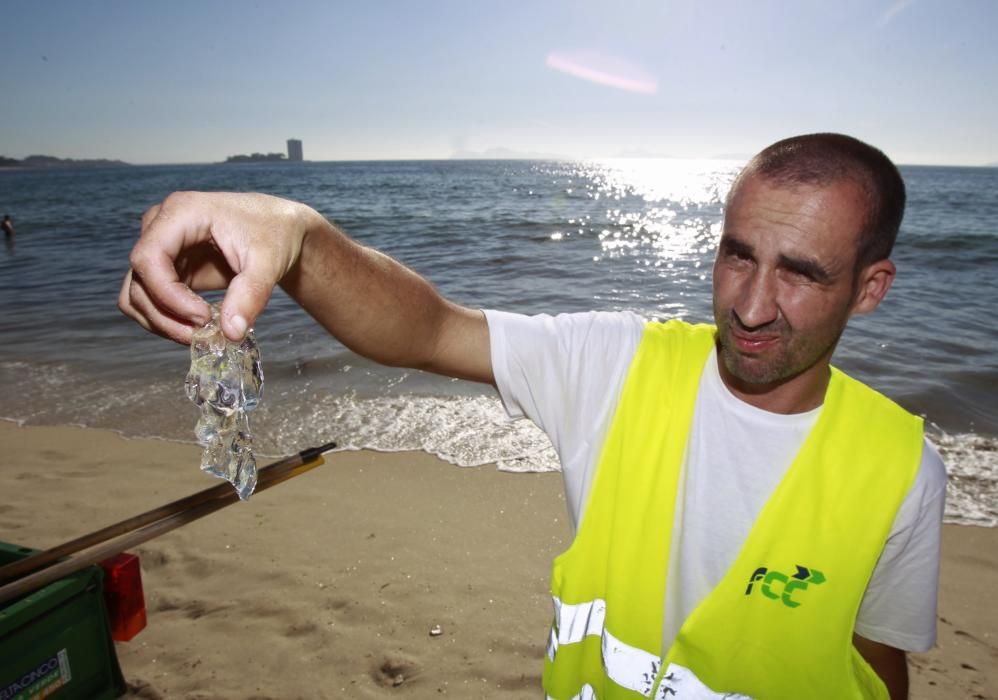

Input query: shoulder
[829,369,928,488]
[484,309,645,354]
[832,368,924,430]
[888,438,947,542]
[915,438,948,499]
[640,318,717,353]
[483,309,646,422]
[897,438,947,535]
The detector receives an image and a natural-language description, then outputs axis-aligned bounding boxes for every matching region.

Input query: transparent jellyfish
[185,304,263,500]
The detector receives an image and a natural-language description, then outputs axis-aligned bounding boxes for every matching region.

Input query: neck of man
[716,353,834,415]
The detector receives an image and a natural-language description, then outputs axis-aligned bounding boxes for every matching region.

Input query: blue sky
[1,0,995,165]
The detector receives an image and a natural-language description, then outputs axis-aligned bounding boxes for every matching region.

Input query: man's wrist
[278,202,333,293]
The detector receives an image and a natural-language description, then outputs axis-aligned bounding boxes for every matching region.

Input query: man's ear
[851,259,896,316]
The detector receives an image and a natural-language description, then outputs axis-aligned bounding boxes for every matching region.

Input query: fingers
[140,203,162,232]
[128,251,211,324]
[129,195,212,326]
[219,270,276,341]
[123,191,304,343]
[118,269,150,331]
[119,268,198,344]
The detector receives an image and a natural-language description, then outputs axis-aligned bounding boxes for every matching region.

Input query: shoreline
[0,422,994,698]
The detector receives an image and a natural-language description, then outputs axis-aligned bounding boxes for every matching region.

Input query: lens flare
[545,50,658,95]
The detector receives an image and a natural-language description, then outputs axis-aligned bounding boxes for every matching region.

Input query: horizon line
[3,155,996,169]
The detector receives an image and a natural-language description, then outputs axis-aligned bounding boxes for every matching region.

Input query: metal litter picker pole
[0,442,336,606]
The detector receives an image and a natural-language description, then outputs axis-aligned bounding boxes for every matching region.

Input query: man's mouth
[730,329,780,354]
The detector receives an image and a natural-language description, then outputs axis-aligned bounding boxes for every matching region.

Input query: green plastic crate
[0,541,126,700]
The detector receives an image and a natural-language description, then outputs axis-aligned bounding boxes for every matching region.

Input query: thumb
[220,271,275,341]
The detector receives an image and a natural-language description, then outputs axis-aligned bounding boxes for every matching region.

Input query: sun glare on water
[572,158,741,265]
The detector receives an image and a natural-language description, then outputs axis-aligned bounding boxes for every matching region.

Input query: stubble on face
[713,303,847,389]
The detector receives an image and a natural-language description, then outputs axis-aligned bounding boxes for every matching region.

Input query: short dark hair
[728,133,906,268]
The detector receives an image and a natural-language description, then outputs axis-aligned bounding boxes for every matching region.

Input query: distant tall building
[287,139,303,161]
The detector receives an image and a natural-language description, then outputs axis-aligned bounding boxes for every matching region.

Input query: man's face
[712,175,870,407]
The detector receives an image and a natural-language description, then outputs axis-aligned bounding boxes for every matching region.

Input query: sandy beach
[0,421,994,699]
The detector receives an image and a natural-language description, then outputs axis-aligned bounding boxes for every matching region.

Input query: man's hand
[119,191,317,344]
[120,191,494,384]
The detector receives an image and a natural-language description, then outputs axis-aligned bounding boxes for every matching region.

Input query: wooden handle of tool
[0,451,329,606]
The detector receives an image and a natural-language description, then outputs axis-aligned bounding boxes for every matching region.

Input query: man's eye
[787,268,816,282]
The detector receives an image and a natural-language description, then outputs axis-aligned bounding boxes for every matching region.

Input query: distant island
[0,155,131,169]
[224,152,288,163]
[226,139,303,163]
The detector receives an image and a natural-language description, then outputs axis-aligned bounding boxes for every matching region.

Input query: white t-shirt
[485,309,947,653]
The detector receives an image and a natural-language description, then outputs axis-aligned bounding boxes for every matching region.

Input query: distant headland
[225,139,304,164]
[0,155,131,169]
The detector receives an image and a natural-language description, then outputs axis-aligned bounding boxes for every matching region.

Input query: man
[2,215,13,241]
[120,133,945,699]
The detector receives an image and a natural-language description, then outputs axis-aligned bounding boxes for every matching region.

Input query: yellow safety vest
[543,320,923,700]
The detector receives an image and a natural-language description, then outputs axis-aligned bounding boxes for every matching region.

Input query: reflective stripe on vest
[548,595,760,699]
[549,596,661,695]
[542,320,924,700]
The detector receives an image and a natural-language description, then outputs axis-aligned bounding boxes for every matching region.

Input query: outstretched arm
[280,214,491,382]
[119,191,493,384]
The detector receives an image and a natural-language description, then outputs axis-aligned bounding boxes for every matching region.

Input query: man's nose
[734,269,779,329]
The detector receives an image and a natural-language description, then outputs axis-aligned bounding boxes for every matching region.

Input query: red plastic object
[99,552,147,641]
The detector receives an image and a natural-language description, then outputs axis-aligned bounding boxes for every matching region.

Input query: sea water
[0,159,995,525]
